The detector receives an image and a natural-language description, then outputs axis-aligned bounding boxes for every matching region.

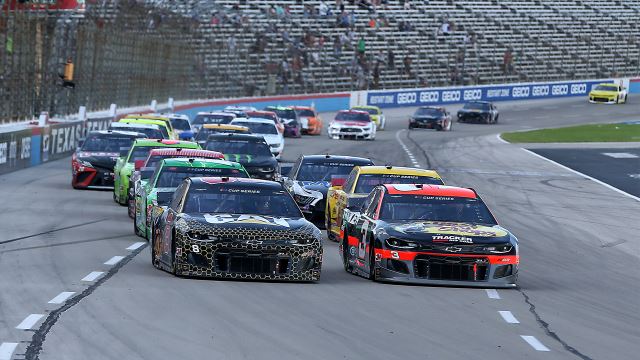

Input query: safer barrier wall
[362,79,613,108]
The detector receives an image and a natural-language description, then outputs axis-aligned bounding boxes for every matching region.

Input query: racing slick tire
[367,237,377,281]
[151,232,161,269]
[134,215,144,237]
[341,229,353,273]
[494,114,499,123]
[485,115,492,124]
[436,125,443,131]
[408,124,414,130]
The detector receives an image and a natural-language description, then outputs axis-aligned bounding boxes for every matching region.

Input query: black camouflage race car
[151,177,323,281]
[457,101,499,124]
[340,184,518,288]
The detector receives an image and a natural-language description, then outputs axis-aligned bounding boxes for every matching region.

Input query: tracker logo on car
[432,235,473,243]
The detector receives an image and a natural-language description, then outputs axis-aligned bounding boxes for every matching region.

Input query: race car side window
[343,169,357,193]
[170,182,188,212]
[364,189,382,218]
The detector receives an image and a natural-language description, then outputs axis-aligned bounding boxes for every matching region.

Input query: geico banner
[367,80,610,108]
[0,128,35,175]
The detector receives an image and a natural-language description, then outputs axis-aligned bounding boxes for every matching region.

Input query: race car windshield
[335,112,370,122]
[353,108,378,115]
[170,118,191,131]
[355,174,444,194]
[232,122,278,135]
[247,113,277,122]
[81,136,136,153]
[195,128,248,142]
[193,114,234,125]
[296,162,363,181]
[128,146,154,163]
[594,85,617,91]
[206,140,272,158]
[296,109,315,117]
[183,186,302,217]
[415,108,444,117]
[463,103,490,111]
[268,108,296,120]
[156,167,247,188]
[379,195,497,225]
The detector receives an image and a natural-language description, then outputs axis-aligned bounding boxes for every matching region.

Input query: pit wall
[0,78,633,175]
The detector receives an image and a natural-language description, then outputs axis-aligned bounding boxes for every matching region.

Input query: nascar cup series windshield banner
[367,79,611,108]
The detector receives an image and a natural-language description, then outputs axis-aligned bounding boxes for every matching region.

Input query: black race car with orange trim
[340,184,518,288]
[151,177,323,281]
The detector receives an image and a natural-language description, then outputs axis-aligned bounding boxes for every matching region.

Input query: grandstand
[169,0,639,97]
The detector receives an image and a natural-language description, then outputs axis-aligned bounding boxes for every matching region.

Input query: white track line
[0,343,19,360]
[126,242,146,251]
[485,289,501,299]
[522,148,640,202]
[395,130,421,167]
[81,271,104,282]
[104,256,125,266]
[48,291,75,304]
[520,335,551,351]
[16,314,44,330]
[498,311,520,324]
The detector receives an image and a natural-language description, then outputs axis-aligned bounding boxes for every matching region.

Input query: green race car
[133,157,249,239]
[113,139,200,205]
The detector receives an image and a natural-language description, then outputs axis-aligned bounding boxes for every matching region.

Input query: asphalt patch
[531,148,640,197]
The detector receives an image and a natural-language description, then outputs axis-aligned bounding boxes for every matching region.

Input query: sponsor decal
[224,153,253,163]
[432,235,473,244]
[203,214,290,227]
[394,222,507,237]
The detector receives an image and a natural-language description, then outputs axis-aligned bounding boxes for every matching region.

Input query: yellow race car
[351,105,386,130]
[124,114,178,139]
[588,83,628,104]
[325,166,444,241]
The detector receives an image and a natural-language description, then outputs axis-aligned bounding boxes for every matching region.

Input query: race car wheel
[436,125,443,131]
[446,120,453,131]
[367,238,377,281]
[623,95,628,104]
[341,230,353,273]
[134,217,143,237]
[485,115,492,124]
[494,114,499,124]
[151,232,160,269]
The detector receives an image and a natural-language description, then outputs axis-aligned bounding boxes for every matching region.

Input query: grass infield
[501,123,640,143]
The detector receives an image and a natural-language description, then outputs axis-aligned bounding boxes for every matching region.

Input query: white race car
[328,110,376,140]
[231,117,285,159]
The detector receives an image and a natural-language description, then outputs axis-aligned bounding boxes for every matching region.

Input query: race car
[282,155,374,225]
[127,148,225,218]
[264,106,302,138]
[72,130,145,190]
[351,105,386,130]
[340,184,518,288]
[457,101,498,124]
[123,114,178,139]
[150,177,323,281]
[328,110,376,140]
[109,122,166,140]
[134,158,249,239]
[223,106,255,118]
[113,139,200,205]
[231,118,284,159]
[588,83,628,104]
[118,118,173,140]
[326,166,444,241]
[292,106,322,135]
[191,112,236,133]
[246,110,285,134]
[165,114,194,140]
[194,124,251,148]
[409,106,452,131]
[205,133,278,180]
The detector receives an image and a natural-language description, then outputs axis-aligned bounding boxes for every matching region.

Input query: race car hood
[180,213,315,232]
[299,180,329,194]
[223,154,275,167]
[589,90,617,97]
[333,121,370,127]
[458,109,488,114]
[76,151,120,169]
[381,221,511,244]
[412,116,442,121]
[261,134,283,146]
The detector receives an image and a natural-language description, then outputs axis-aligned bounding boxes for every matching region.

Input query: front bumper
[589,96,617,104]
[173,236,322,281]
[72,167,115,189]
[410,119,442,129]
[328,128,374,139]
[371,249,518,288]
[458,113,489,122]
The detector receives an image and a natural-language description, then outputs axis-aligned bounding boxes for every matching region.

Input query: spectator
[440,21,450,35]
[404,0,411,10]
[387,49,395,69]
[319,1,330,17]
[227,35,237,54]
[403,53,413,77]
[333,35,342,58]
[268,5,276,18]
[503,47,513,75]
[372,61,381,89]
[357,36,366,54]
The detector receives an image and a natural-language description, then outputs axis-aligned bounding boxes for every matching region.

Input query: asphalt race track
[1,97,639,360]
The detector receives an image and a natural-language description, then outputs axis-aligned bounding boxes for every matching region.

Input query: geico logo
[571,83,587,94]
[552,84,569,95]
[512,86,530,98]
[442,90,461,102]
[463,89,482,101]
[532,85,549,96]
[419,91,439,103]
[397,92,417,104]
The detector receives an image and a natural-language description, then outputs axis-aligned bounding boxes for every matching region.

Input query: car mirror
[134,160,145,171]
